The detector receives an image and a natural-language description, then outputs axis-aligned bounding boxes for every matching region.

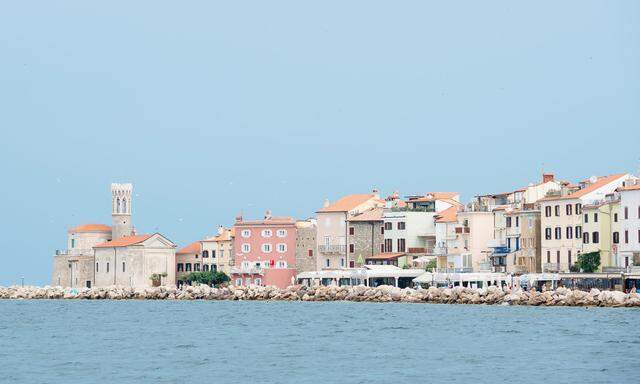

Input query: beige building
[540,173,631,272]
[504,209,541,273]
[52,183,177,288]
[176,241,202,281]
[316,191,384,269]
[456,210,494,271]
[201,226,235,275]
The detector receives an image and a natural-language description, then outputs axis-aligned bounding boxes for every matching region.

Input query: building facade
[295,219,317,273]
[347,208,384,267]
[618,182,640,268]
[201,226,235,275]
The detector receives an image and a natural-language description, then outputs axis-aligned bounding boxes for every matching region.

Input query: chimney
[323,198,330,208]
[542,173,555,183]
[217,225,224,235]
[264,210,272,220]
[235,213,243,223]
[372,188,380,199]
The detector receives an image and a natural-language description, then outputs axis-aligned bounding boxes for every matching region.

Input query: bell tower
[111,183,133,240]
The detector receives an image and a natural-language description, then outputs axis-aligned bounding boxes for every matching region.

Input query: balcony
[230,266,264,275]
[408,247,435,255]
[455,227,470,234]
[318,245,346,254]
[543,263,570,272]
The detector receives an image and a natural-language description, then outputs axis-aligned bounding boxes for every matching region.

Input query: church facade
[52,183,176,288]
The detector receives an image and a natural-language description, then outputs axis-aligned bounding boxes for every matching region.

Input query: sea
[0,300,638,384]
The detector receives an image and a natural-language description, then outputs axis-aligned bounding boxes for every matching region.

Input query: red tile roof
[68,224,111,233]
[317,194,380,213]
[539,173,627,201]
[348,207,383,222]
[435,206,458,223]
[176,241,202,255]
[94,234,153,248]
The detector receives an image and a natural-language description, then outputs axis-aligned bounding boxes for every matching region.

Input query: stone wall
[295,225,317,273]
[348,221,384,267]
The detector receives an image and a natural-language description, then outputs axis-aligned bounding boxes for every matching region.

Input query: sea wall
[1,285,640,307]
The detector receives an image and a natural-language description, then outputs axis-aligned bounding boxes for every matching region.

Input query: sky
[0,1,638,285]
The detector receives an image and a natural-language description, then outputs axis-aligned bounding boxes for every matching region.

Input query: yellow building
[582,196,620,271]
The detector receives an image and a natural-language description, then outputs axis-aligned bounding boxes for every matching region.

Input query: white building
[618,180,640,268]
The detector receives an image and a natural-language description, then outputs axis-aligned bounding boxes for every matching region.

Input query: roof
[435,205,458,223]
[68,224,111,233]
[94,234,153,248]
[407,192,459,203]
[317,194,380,213]
[348,207,383,222]
[365,252,405,260]
[617,184,640,192]
[176,241,202,255]
[539,173,627,201]
[236,217,295,226]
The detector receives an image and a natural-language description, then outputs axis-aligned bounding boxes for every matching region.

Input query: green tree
[181,271,230,286]
[425,259,437,271]
[577,251,600,273]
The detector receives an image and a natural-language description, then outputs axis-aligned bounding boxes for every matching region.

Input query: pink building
[231,211,297,288]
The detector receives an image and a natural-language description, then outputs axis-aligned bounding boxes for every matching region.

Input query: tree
[425,259,437,272]
[181,271,229,286]
[577,251,600,273]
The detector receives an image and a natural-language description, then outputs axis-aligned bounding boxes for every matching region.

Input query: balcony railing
[407,247,435,254]
[231,266,264,275]
[455,227,470,234]
[318,245,346,254]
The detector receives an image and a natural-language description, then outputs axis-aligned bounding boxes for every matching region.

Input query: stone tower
[111,183,133,240]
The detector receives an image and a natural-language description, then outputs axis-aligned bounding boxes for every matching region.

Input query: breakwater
[1,285,639,307]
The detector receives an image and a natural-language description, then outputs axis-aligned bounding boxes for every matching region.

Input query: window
[380,244,385,253]
[583,232,589,244]
[545,228,552,240]
[186,263,192,272]
[528,218,533,229]
[96,263,99,272]
[575,226,582,238]
[384,238,392,252]
[242,261,250,269]
[554,205,560,216]
[384,222,392,231]
[349,244,355,253]
[584,214,588,223]
[340,258,345,267]
[545,206,552,217]
[203,250,209,258]
[71,238,75,248]
[397,238,406,252]
[554,227,561,240]
[625,230,629,244]
[242,243,251,253]
[277,243,287,253]
[515,216,519,227]
[546,251,551,263]
[506,217,512,228]
[624,207,629,219]
[276,229,287,237]
[211,250,216,258]
[638,230,640,243]
[308,249,313,257]
[262,243,272,253]
[325,259,330,268]
[592,231,599,244]
[261,229,272,238]
[203,264,209,271]
[235,278,242,286]
[177,263,183,272]
[380,226,384,234]
[397,222,406,230]
[106,262,109,273]
[566,226,573,239]
[349,227,354,235]
[566,204,572,215]
[594,213,598,223]
[277,260,287,268]
[195,263,201,271]
[613,232,619,244]
[614,213,618,222]
[245,278,252,286]
[122,262,125,273]
[575,203,582,215]
[241,229,251,238]
[556,251,560,264]
[568,250,572,266]
[254,278,262,286]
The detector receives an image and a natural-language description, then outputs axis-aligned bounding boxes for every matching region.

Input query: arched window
[122,198,127,214]
[116,198,121,213]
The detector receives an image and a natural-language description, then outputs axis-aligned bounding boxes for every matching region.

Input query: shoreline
[1,285,639,307]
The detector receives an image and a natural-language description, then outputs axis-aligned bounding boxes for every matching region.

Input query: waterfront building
[383,192,462,265]
[455,209,494,272]
[296,265,424,288]
[201,226,235,275]
[176,241,202,282]
[347,207,384,267]
[52,183,177,288]
[582,194,621,271]
[434,205,469,271]
[294,219,317,273]
[504,209,541,273]
[540,173,632,273]
[231,211,297,288]
[316,191,384,269]
[618,180,640,268]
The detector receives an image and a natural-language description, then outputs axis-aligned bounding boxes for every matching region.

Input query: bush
[181,271,229,286]
[577,251,600,273]
[425,259,437,271]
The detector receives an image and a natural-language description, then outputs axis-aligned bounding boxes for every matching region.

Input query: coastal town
[52,172,640,293]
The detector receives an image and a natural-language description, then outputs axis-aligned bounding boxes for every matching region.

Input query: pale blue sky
[1,1,638,285]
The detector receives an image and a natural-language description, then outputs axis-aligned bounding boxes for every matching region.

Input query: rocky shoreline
[1,285,640,307]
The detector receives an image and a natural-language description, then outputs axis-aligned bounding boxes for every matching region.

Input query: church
[52,183,177,288]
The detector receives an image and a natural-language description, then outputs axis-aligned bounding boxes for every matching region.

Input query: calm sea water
[0,300,638,384]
